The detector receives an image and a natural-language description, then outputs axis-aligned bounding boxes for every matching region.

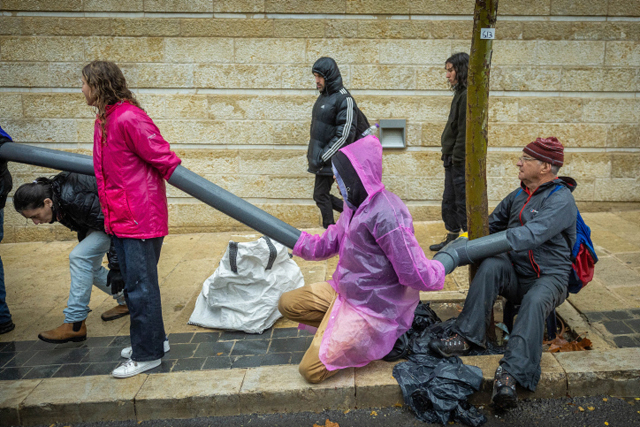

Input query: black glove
[107,268,125,295]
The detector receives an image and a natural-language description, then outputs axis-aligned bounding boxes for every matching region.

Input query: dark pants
[453,254,568,391]
[442,159,467,233]
[313,174,343,228]
[113,236,165,362]
[0,209,11,324]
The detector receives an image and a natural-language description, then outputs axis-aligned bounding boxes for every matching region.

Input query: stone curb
[1,348,639,426]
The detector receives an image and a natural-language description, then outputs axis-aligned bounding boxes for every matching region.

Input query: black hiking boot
[429,333,471,357]
[492,365,518,409]
[429,232,459,252]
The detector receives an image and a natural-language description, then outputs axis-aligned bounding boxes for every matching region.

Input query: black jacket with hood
[51,172,105,240]
[489,177,578,280]
[308,57,358,176]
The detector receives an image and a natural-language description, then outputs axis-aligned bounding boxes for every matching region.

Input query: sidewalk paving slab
[554,347,640,398]
[19,374,146,426]
[354,360,403,409]
[0,379,41,426]
[461,353,567,405]
[239,364,355,414]
[135,369,246,421]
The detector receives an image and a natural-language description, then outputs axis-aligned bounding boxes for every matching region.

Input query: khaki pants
[278,281,339,384]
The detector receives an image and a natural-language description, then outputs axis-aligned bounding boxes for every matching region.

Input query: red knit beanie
[523,137,564,167]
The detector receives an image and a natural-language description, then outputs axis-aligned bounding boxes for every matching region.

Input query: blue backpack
[516,185,598,294]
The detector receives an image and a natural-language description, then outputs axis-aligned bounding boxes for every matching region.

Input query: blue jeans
[0,209,12,324]
[63,229,125,323]
[113,236,165,362]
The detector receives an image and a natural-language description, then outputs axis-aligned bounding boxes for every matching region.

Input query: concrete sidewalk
[1,212,639,426]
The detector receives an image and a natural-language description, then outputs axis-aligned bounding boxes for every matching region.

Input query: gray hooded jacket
[489,177,578,279]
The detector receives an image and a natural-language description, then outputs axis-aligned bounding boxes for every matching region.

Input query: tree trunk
[466,0,499,340]
[466,0,498,279]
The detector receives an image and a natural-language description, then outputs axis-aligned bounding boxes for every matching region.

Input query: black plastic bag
[383,302,442,361]
[392,356,487,426]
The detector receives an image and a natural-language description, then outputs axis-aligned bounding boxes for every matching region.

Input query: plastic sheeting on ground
[393,354,486,426]
[389,302,506,426]
[188,236,304,334]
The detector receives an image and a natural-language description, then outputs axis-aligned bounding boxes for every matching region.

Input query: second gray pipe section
[0,143,301,249]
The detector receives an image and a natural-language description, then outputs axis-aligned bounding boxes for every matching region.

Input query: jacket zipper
[519,187,541,278]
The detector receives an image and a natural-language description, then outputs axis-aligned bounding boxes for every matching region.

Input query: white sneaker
[121,338,170,359]
[112,358,161,378]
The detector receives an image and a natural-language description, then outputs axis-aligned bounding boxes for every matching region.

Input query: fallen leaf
[587,406,595,411]
[393,402,403,408]
[578,406,584,412]
[343,409,350,414]
[603,398,608,402]
[324,419,339,427]
[605,422,609,426]
[370,410,378,416]
[217,352,223,356]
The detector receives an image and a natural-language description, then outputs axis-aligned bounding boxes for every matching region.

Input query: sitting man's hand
[107,268,125,295]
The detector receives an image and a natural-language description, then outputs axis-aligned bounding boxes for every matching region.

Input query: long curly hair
[81,61,142,143]
[445,52,469,90]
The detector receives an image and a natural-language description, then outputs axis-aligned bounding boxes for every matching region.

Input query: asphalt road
[24,395,640,427]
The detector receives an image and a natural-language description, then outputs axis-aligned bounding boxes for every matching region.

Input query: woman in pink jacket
[278,136,445,383]
[82,61,181,378]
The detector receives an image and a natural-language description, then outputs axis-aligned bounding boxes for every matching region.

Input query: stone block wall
[0,0,638,241]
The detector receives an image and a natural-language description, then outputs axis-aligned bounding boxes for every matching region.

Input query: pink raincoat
[93,100,181,239]
[293,136,445,370]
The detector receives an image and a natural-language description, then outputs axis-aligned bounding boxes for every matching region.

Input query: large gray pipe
[0,142,302,249]
[432,231,513,274]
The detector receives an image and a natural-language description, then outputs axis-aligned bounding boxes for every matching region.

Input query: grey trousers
[453,253,568,391]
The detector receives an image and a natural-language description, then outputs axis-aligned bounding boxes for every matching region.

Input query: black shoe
[0,320,15,335]
[492,365,518,409]
[429,333,471,357]
[429,232,459,252]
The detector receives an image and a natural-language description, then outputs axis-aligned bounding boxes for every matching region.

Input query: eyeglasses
[518,156,538,163]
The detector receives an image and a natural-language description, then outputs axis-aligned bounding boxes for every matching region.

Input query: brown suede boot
[38,320,87,344]
[101,304,130,322]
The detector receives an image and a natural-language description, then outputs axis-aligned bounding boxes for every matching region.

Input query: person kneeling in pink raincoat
[278,135,446,383]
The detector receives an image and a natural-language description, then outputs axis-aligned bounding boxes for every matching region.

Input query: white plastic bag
[188,236,304,334]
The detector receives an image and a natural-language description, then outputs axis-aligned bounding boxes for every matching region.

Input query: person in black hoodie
[307,57,358,228]
[0,126,14,334]
[430,53,470,251]
[13,172,128,343]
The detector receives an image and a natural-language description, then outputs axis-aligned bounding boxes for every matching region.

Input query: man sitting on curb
[279,135,445,384]
[430,137,577,409]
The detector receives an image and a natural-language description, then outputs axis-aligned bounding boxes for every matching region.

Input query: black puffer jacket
[307,57,358,176]
[0,128,13,210]
[51,172,105,238]
[489,177,578,279]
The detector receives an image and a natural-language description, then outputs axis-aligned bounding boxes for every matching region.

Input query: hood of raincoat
[331,151,368,210]
[293,135,445,371]
[312,57,343,95]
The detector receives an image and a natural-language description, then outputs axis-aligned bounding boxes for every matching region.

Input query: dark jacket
[440,86,467,165]
[489,177,578,279]
[0,126,13,210]
[308,57,358,176]
[51,172,105,239]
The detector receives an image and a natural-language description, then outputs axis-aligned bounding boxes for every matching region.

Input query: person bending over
[14,172,128,343]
